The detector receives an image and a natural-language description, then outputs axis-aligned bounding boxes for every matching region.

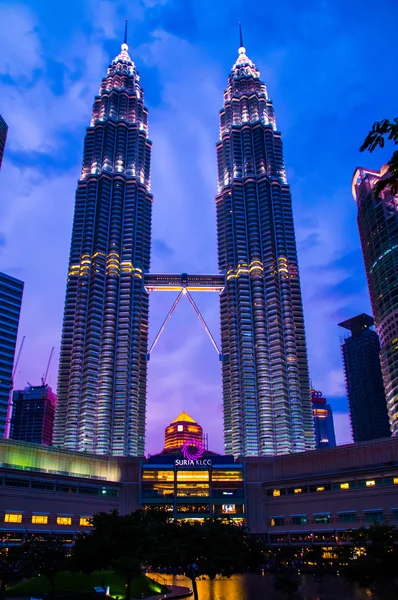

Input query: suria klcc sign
[175,440,212,466]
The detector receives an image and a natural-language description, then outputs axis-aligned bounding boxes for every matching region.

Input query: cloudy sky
[0,0,397,455]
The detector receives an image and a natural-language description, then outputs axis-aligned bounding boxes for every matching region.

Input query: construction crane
[42,346,54,386]
[4,335,25,439]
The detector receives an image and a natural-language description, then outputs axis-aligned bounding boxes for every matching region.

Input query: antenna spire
[239,22,244,48]
[123,18,128,48]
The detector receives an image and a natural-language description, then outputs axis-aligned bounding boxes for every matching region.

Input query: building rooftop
[338,313,374,335]
[170,411,197,424]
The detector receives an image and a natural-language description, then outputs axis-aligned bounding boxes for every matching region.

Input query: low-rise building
[0,437,398,547]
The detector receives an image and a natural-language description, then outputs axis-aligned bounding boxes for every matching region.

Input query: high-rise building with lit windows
[216,34,314,456]
[54,30,152,455]
[352,166,398,436]
[311,389,336,449]
[0,114,8,170]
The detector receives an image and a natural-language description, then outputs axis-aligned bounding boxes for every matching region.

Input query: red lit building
[164,412,203,452]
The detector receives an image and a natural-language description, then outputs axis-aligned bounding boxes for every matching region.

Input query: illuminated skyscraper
[311,389,336,449]
[352,165,398,435]
[0,114,8,170]
[216,32,314,455]
[10,384,56,446]
[54,27,152,455]
[0,272,23,436]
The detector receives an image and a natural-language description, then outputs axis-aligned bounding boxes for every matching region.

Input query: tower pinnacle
[122,18,128,51]
[239,22,244,50]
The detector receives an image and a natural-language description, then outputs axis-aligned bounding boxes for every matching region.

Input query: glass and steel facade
[216,43,314,455]
[339,313,390,442]
[0,272,23,436]
[352,167,398,435]
[311,390,336,449]
[10,384,57,446]
[141,454,245,523]
[0,114,7,170]
[54,38,152,455]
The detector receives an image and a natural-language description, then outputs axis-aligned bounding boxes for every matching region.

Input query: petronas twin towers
[54,29,315,457]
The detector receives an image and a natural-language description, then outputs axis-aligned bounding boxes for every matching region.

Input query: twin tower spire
[54,23,314,457]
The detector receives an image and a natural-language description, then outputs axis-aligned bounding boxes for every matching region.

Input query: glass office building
[216,37,314,455]
[339,313,390,442]
[54,33,152,455]
[0,272,24,436]
[311,390,336,449]
[10,384,57,446]
[352,167,398,435]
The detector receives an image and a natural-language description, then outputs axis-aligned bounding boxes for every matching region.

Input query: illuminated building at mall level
[54,25,315,458]
[1,435,398,546]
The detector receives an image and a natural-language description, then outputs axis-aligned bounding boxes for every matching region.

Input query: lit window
[340,483,350,489]
[57,517,72,526]
[4,513,22,523]
[294,488,302,494]
[394,478,398,484]
[177,471,209,482]
[366,480,376,487]
[270,518,275,526]
[317,486,325,492]
[79,517,92,527]
[177,425,183,432]
[273,489,281,497]
[222,504,236,514]
[32,515,48,524]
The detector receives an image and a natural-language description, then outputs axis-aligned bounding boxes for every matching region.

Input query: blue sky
[0,0,397,454]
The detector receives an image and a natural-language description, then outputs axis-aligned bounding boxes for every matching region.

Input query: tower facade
[216,39,314,455]
[10,384,56,446]
[311,389,336,449]
[339,313,390,442]
[0,272,23,436]
[352,167,398,435]
[54,35,152,455]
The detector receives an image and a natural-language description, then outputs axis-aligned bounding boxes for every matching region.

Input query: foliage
[360,117,398,196]
[273,573,300,599]
[0,546,26,600]
[72,510,169,600]
[344,522,398,599]
[154,518,263,600]
[23,536,68,597]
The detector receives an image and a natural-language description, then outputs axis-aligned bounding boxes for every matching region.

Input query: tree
[344,523,398,599]
[156,519,260,600]
[72,509,169,600]
[360,117,398,196]
[273,573,300,600]
[23,536,68,598]
[0,546,26,600]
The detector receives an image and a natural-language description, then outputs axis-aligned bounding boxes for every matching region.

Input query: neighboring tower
[339,313,391,442]
[0,114,8,170]
[311,389,336,449]
[163,411,203,453]
[10,384,56,445]
[0,272,23,436]
[216,30,314,456]
[54,25,152,456]
[352,166,398,435]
